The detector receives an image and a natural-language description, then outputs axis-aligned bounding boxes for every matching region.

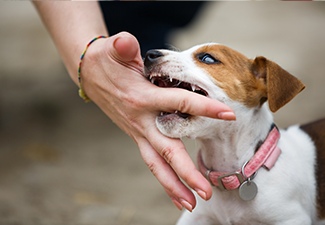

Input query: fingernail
[171,197,183,211]
[218,112,236,121]
[195,188,207,200]
[113,36,123,48]
[180,199,193,212]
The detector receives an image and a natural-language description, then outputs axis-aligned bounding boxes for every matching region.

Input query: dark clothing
[100,2,204,55]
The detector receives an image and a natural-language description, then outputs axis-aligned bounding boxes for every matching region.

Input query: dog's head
[144,43,305,139]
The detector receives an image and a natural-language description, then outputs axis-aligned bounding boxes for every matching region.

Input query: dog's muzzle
[144,50,164,69]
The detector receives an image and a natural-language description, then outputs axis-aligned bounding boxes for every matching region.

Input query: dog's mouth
[148,73,208,119]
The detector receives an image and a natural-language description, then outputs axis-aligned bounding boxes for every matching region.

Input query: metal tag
[239,180,258,201]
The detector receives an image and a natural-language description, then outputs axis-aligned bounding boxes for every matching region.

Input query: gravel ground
[0,2,324,225]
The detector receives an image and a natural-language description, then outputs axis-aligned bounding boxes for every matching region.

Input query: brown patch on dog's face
[193,44,267,109]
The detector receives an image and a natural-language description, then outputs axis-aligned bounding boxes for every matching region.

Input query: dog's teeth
[160,112,164,116]
[191,85,196,92]
[170,77,173,82]
[175,110,178,113]
[151,78,156,84]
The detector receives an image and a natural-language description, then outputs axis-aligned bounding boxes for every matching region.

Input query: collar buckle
[217,171,244,191]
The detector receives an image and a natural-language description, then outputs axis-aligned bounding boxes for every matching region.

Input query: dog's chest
[199,189,268,225]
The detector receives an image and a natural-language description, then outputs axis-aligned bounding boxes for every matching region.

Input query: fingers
[147,129,212,197]
[153,87,236,121]
[138,138,198,212]
[92,31,226,212]
[165,188,184,211]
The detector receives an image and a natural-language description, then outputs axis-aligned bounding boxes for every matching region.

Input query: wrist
[63,34,109,86]
[77,36,109,102]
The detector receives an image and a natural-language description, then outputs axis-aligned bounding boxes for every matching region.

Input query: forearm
[33,1,108,84]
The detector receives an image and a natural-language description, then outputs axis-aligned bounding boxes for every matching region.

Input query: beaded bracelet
[78,35,108,102]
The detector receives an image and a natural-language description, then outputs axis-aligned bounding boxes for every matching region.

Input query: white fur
[151,43,318,224]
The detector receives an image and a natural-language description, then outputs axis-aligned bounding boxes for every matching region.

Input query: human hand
[80,32,236,212]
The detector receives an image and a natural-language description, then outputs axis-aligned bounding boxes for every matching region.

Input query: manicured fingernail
[171,197,183,211]
[195,188,207,200]
[218,112,236,121]
[180,199,193,212]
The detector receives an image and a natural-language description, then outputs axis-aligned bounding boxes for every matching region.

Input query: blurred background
[0,2,324,225]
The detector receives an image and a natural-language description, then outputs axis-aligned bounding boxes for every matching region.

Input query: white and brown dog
[144,43,325,225]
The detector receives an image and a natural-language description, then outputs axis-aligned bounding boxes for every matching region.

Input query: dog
[143,43,325,225]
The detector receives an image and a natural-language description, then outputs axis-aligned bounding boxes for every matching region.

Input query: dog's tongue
[157,79,169,87]
[152,77,180,88]
[177,112,190,119]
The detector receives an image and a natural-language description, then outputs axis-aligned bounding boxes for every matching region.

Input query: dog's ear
[251,56,305,113]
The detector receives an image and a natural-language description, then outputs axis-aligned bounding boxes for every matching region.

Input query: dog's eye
[197,53,221,64]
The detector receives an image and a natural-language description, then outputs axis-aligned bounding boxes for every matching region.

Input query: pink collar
[197,125,281,191]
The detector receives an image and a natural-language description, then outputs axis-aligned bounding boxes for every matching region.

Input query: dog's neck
[198,104,274,173]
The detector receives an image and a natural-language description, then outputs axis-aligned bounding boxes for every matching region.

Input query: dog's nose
[144,50,164,68]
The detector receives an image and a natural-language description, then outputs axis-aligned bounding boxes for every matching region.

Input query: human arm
[33,2,236,211]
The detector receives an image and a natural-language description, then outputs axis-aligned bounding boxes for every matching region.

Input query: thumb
[110,32,143,65]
